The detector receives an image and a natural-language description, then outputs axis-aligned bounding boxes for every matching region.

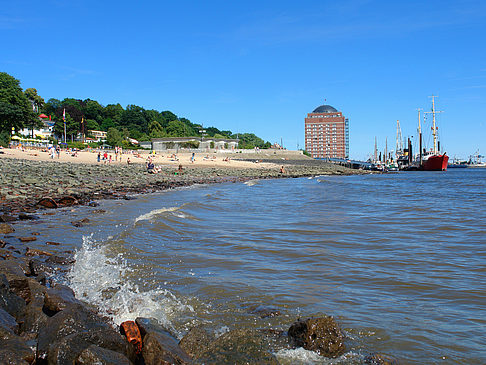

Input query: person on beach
[191,152,195,163]
[97,152,101,163]
[280,165,286,174]
[175,164,183,175]
[56,145,60,159]
[127,157,131,165]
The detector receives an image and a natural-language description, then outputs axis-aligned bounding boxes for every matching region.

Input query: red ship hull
[422,154,449,171]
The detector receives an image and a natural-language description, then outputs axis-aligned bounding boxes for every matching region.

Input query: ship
[417,96,449,171]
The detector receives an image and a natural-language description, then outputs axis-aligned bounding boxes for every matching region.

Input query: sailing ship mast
[417,108,422,166]
[425,95,442,154]
[396,120,403,159]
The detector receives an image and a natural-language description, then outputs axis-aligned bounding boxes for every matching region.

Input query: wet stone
[76,344,132,365]
[19,237,37,242]
[0,223,15,234]
[18,213,39,220]
[37,197,58,209]
[44,284,79,313]
[364,353,401,365]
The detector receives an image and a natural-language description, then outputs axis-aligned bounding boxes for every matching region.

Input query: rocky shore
[0,156,400,364]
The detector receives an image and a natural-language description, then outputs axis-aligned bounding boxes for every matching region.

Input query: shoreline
[0,147,365,216]
[0,149,387,364]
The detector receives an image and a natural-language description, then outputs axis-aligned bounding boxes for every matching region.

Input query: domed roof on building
[312,105,338,113]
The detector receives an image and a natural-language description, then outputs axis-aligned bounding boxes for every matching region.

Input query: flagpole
[63,108,66,143]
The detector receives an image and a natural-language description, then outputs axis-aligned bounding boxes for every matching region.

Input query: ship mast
[417,108,422,166]
[396,119,403,158]
[425,95,442,155]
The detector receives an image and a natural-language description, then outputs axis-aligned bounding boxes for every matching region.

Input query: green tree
[148,120,164,138]
[106,127,123,147]
[0,72,35,135]
[104,103,124,123]
[166,120,186,136]
[83,99,104,122]
[53,112,79,141]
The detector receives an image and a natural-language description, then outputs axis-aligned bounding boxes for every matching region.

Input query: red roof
[39,114,49,119]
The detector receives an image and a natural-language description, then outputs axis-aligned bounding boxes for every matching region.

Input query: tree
[53,112,79,141]
[166,120,186,137]
[24,88,45,137]
[148,120,164,138]
[104,103,124,123]
[0,72,35,134]
[83,99,104,122]
[106,127,123,147]
[44,98,61,119]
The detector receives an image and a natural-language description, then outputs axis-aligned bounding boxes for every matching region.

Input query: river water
[18,169,486,364]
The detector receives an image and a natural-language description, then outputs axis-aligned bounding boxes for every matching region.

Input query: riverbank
[0,147,363,215]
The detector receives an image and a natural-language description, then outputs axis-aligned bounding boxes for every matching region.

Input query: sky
[1,0,485,160]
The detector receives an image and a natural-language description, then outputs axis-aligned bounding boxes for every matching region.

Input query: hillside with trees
[0,72,272,149]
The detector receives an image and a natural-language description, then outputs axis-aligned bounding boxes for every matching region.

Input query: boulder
[18,213,39,220]
[46,328,128,365]
[44,284,79,313]
[288,317,345,358]
[249,305,281,318]
[71,218,90,227]
[179,325,215,360]
[76,344,132,364]
[0,336,35,364]
[364,353,400,364]
[0,307,18,334]
[37,304,126,361]
[0,273,26,320]
[57,196,79,206]
[197,328,279,365]
[37,197,58,209]
[0,223,15,234]
[142,331,193,365]
[0,215,16,223]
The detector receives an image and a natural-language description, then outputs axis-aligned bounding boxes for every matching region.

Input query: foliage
[0,72,36,133]
[0,72,271,147]
[66,141,87,150]
[106,127,123,147]
[180,140,200,149]
[302,150,311,157]
[235,133,269,149]
[0,130,11,147]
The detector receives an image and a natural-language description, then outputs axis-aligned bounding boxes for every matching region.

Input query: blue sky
[1,0,485,160]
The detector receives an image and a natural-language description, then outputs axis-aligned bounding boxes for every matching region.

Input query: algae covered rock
[288,316,345,358]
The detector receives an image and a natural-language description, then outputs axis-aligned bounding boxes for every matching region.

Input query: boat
[467,150,486,168]
[418,96,449,171]
[448,157,468,168]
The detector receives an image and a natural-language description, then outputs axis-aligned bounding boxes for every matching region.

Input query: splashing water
[67,235,193,335]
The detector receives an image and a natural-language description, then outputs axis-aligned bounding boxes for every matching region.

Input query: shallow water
[17,169,486,364]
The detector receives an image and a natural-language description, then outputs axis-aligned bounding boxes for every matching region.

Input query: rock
[0,336,35,364]
[0,239,6,248]
[37,197,58,209]
[288,317,345,358]
[46,241,61,246]
[57,196,79,206]
[46,254,75,265]
[198,328,279,365]
[0,307,18,334]
[46,328,129,365]
[0,215,16,223]
[141,331,193,365]
[29,258,54,276]
[0,274,26,320]
[44,284,78,313]
[0,223,15,234]
[25,247,51,256]
[37,304,127,361]
[179,325,215,360]
[249,305,281,318]
[19,237,37,242]
[18,213,39,220]
[71,218,90,227]
[76,344,132,364]
[364,353,400,364]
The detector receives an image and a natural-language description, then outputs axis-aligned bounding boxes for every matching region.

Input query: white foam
[134,206,182,223]
[244,180,259,186]
[67,235,193,334]
[275,348,361,365]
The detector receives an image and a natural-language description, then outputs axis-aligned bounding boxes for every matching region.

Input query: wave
[67,235,193,335]
[244,180,259,186]
[134,205,185,223]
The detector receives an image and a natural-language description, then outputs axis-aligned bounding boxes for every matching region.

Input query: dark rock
[8,275,31,302]
[18,213,39,220]
[92,209,106,214]
[288,317,345,358]
[37,197,58,209]
[141,330,193,365]
[25,247,51,256]
[46,254,75,265]
[0,336,35,364]
[198,328,279,365]
[29,258,54,276]
[0,223,15,234]
[88,201,99,207]
[0,273,26,320]
[71,218,90,227]
[0,307,18,334]
[37,304,126,361]
[0,215,16,223]
[135,317,174,339]
[46,241,61,246]
[57,196,79,206]
[44,284,78,313]
[19,279,49,334]
[249,305,281,318]
[0,239,6,248]
[46,328,128,365]
[179,325,215,360]
[364,353,400,365]
[19,236,37,242]
[76,344,132,364]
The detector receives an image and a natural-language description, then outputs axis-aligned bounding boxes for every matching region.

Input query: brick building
[305,104,349,159]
